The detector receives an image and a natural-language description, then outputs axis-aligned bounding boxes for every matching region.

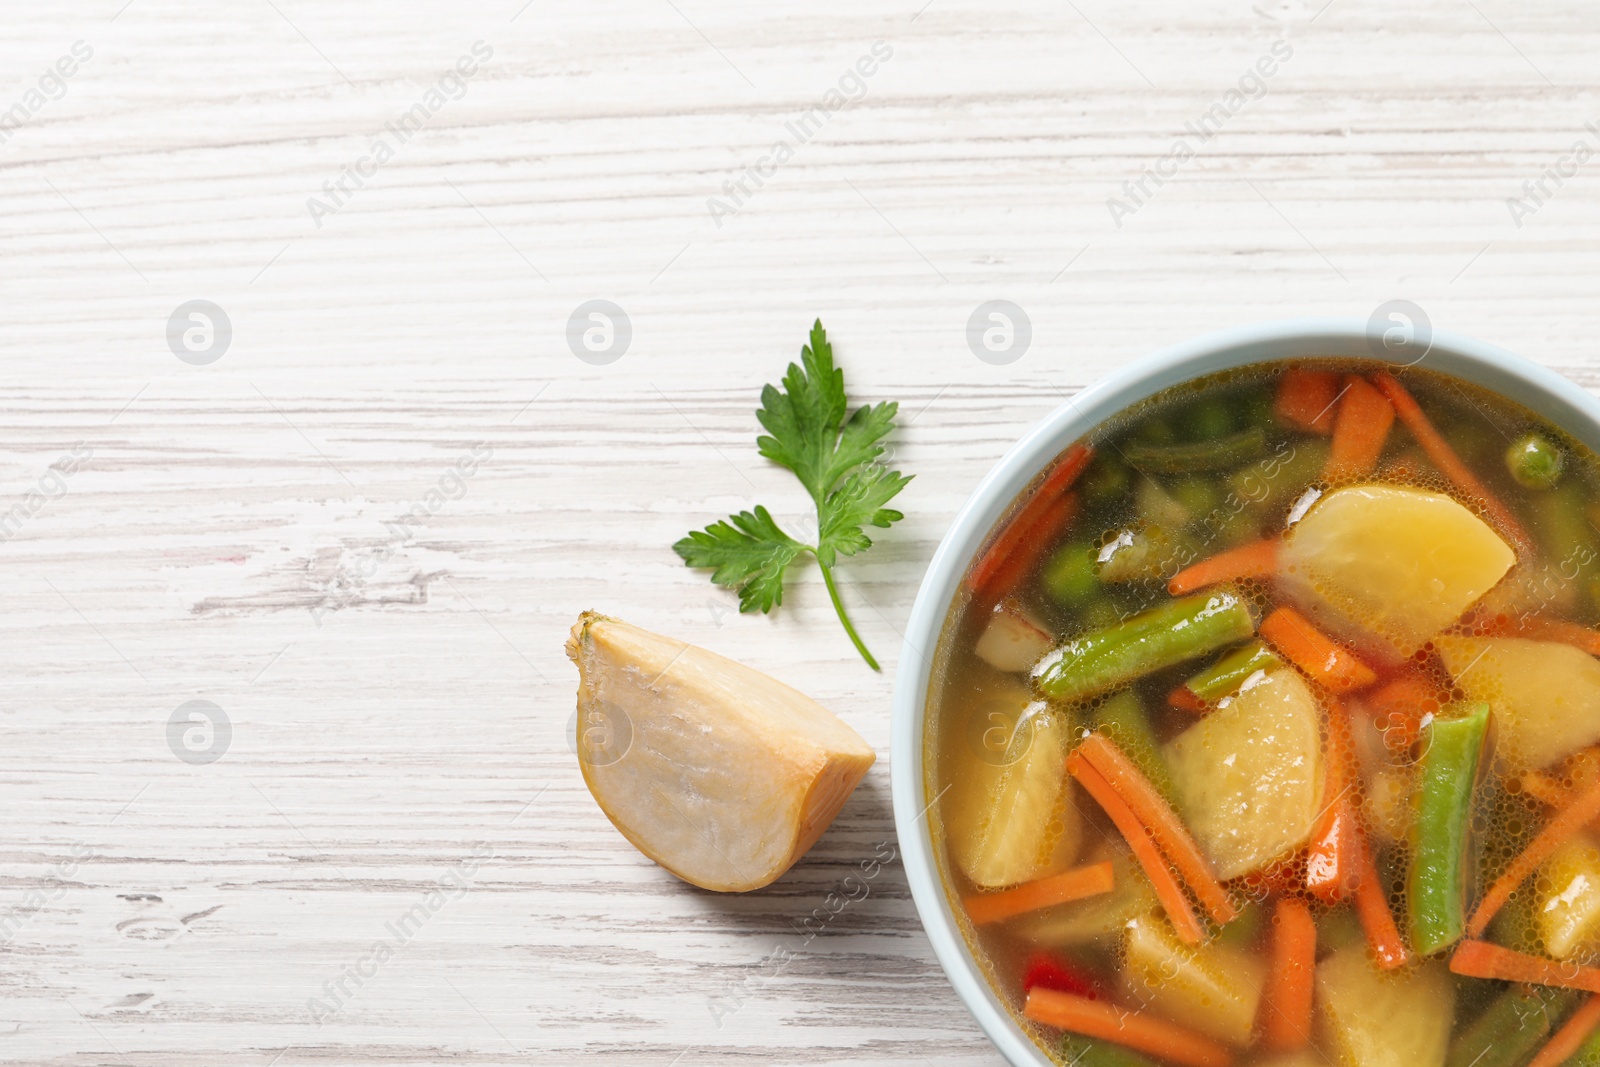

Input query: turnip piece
[566,612,875,892]
[974,601,1053,673]
[1317,947,1454,1067]
[1163,669,1324,880]
[946,694,1082,888]
[1436,635,1600,771]
[1121,911,1265,1047]
[1536,836,1600,960]
[1279,484,1515,660]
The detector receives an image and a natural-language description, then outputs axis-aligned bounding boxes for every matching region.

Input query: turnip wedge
[1278,484,1515,661]
[1164,669,1324,881]
[1436,635,1600,772]
[566,612,875,892]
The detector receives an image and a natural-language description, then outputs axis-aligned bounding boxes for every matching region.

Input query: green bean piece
[1182,398,1236,440]
[1565,1022,1600,1066]
[1089,690,1177,804]
[1042,541,1100,608]
[1168,477,1223,524]
[1095,525,1192,584]
[1176,640,1282,707]
[1444,984,1579,1067]
[1408,701,1491,956]
[1484,884,1537,954]
[1506,431,1565,489]
[1059,1035,1162,1067]
[1135,479,1191,529]
[1033,590,1257,704]
[1208,506,1263,551]
[1224,437,1330,512]
[1235,382,1276,431]
[1132,418,1177,447]
[1530,480,1594,570]
[1081,452,1132,504]
[1317,906,1365,953]
[1124,428,1267,475]
[1213,899,1265,950]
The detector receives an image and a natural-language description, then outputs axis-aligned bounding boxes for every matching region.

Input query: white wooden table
[2,1,1597,1062]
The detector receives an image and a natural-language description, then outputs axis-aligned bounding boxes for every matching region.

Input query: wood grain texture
[0,0,1597,1062]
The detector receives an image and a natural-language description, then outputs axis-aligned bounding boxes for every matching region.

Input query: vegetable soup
[926,361,1600,1067]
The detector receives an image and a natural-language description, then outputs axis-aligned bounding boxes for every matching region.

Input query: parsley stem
[817,560,880,671]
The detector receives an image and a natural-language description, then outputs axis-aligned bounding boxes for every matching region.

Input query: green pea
[1235,383,1276,431]
[1168,477,1223,520]
[1081,453,1131,504]
[1182,398,1235,440]
[1042,541,1099,607]
[1131,418,1176,447]
[1506,432,1565,489]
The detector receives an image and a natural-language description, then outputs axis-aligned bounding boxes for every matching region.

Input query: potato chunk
[1122,912,1265,1047]
[1164,669,1323,880]
[1317,947,1453,1067]
[566,612,875,892]
[945,691,1081,888]
[1536,837,1600,959]
[1436,635,1600,771]
[1013,846,1153,945]
[1280,484,1514,660]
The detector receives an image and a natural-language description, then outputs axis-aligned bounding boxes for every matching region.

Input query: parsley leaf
[673,319,911,669]
[672,507,805,614]
[816,463,911,567]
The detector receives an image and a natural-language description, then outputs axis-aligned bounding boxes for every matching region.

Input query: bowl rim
[889,316,1600,1067]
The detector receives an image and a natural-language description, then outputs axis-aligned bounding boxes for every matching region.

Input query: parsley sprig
[673,320,911,670]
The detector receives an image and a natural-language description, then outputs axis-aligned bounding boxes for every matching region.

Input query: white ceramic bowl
[890,317,1600,1066]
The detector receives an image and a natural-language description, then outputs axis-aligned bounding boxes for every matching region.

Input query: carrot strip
[1167,539,1279,596]
[1469,778,1600,937]
[1078,733,1237,925]
[1359,669,1446,754]
[1518,769,1576,808]
[971,491,1081,610]
[1067,753,1206,944]
[1306,801,1361,903]
[1485,614,1600,657]
[1450,940,1600,994]
[968,444,1092,599]
[1239,856,1308,900]
[1528,992,1600,1067]
[1274,368,1341,435]
[1370,372,1533,551]
[1167,685,1208,713]
[1572,749,1600,798]
[1353,841,1411,969]
[1518,750,1600,811]
[1023,988,1235,1067]
[1259,606,1379,694]
[1325,375,1395,480]
[1306,699,1361,903]
[963,861,1115,926]
[1260,898,1317,1052]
